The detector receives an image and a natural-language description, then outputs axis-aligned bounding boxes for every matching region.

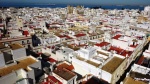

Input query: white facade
[13,48,26,60]
[0,52,5,67]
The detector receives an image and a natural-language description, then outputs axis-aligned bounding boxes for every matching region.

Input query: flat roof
[53,68,76,80]
[67,44,80,51]
[76,56,85,61]
[102,56,124,74]
[123,77,147,84]
[97,51,109,56]
[9,43,24,50]
[0,56,37,77]
[86,60,101,67]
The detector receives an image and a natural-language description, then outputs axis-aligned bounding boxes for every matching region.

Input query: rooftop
[130,44,138,48]
[123,77,147,84]
[49,58,57,63]
[137,56,145,65]
[9,43,24,50]
[74,33,86,37]
[0,43,6,49]
[57,62,74,71]
[76,56,86,61]
[97,50,109,56]
[53,68,76,80]
[0,36,31,43]
[113,34,122,40]
[108,46,132,57]
[83,76,109,84]
[130,71,150,79]
[86,60,101,67]
[0,56,37,77]
[42,75,62,84]
[95,42,110,47]
[102,56,124,74]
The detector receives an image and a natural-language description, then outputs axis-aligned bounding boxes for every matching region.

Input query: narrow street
[116,41,150,84]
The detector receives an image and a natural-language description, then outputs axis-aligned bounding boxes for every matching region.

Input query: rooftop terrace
[0,56,37,77]
[102,56,124,74]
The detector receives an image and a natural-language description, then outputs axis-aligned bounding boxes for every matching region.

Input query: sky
[0,0,150,5]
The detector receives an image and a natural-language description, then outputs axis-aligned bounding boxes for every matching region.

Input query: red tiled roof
[41,76,62,84]
[108,46,123,54]
[58,35,66,38]
[108,46,132,57]
[23,31,29,36]
[57,63,74,71]
[95,42,110,47]
[49,58,57,63]
[67,65,74,71]
[74,33,86,37]
[66,35,73,39]
[137,56,144,65]
[130,44,138,48]
[58,35,72,39]
[53,68,76,80]
[113,35,121,39]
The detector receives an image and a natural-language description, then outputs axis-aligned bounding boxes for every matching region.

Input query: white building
[0,56,41,84]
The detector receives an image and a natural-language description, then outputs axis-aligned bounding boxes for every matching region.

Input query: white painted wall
[0,69,27,84]
[41,48,51,54]
[52,72,67,84]
[13,48,26,60]
[27,69,35,84]
[101,70,112,83]
[29,60,41,69]
[0,53,5,67]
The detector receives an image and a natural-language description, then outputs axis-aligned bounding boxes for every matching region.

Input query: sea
[0,3,146,11]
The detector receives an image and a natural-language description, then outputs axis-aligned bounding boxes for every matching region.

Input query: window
[4,52,14,64]
[27,40,30,44]
[22,41,25,45]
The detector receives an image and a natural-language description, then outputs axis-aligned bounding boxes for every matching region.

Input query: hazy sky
[0,0,150,5]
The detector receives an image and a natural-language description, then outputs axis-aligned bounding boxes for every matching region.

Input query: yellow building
[67,5,73,14]
[16,16,23,28]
